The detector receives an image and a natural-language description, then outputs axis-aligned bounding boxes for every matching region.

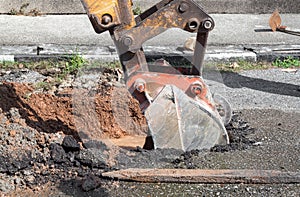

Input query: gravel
[0,69,46,83]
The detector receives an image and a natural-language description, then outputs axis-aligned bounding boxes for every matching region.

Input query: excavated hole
[0,68,260,194]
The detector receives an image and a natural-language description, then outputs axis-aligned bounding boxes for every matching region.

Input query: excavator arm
[80,0,231,151]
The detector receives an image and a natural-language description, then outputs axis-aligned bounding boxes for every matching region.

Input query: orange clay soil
[0,82,148,147]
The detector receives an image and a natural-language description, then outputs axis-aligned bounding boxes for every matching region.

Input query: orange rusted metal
[81,0,230,150]
[126,72,213,112]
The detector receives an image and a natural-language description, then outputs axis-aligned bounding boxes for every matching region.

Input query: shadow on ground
[205,71,300,97]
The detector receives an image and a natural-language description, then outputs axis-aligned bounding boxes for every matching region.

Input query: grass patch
[0,59,62,71]
[1,54,88,91]
[59,54,86,78]
[0,57,121,74]
[102,61,121,69]
[1,56,122,91]
[0,61,17,70]
[272,56,300,68]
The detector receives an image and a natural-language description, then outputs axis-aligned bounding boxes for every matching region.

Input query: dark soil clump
[211,111,257,152]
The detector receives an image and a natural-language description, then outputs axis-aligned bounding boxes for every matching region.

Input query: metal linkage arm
[114,0,215,76]
[81,0,214,76]
[117,0,214,52]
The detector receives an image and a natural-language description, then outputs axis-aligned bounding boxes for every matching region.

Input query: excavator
[80,0,231,151]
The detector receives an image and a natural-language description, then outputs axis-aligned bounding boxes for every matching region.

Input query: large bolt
[101,14,112,25]
[178,2,189,13]
[122,36,133,46]
[190,82,203,95]
[203,20,213,30]
[134,78,146,92]
[188,19,200,31]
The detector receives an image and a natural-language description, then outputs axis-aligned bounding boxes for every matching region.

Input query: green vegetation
[1,59,62,71]
[272,56,300,68]
[132,4,142,15]
[3,56,300,74]
[1,55,300,92]
[0,54,86,76]
[160,58,276,72]
[2,54,299,91]
[0,54,87,91]
[0,61,17,70]
[0,55,123,91]
[0,56,122,73]
[60,54,86,78]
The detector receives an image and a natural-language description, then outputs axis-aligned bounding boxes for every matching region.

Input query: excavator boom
[80,0,230,151]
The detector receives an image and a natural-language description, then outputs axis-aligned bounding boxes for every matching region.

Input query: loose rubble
[0,68,299,196]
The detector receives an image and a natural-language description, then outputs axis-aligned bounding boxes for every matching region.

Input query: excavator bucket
[145,85,228,151]
[80,0,231,151]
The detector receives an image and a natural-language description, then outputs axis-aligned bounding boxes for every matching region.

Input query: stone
[50,143,67,163]
[81,174,101,192]
[75,148,108,168]
[62,135,80,152]
[0,179,15,192]
[9,130,16,137]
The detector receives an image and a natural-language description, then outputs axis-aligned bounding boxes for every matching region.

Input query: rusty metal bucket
[145,85,229,151]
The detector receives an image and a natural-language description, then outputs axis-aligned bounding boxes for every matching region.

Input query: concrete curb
[1,44,299,63]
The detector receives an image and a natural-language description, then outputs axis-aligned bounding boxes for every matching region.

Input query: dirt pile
[0,106,68,192]
[0,98,258,195]
[0,109,106,194]
[0,80,147,141]
[0,103,178,194]
[2,68,298,196]
[0,68,149,194]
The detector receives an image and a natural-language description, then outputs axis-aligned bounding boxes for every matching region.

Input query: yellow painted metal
[81,0,135,31]
[81,0,120,26]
